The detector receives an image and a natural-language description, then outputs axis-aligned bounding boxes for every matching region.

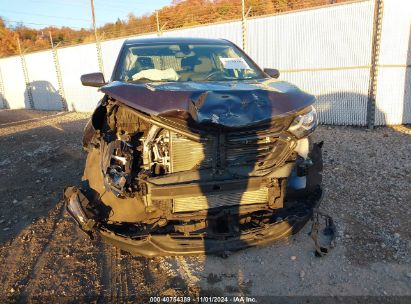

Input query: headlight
[288,106,318,138]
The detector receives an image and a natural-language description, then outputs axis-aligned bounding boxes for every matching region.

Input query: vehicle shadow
[183,84,320,297]
[24,81,67,111]
[316,92,383,126]
[191,88,410,297]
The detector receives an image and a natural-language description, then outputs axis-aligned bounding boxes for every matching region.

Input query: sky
[0,0,172,29]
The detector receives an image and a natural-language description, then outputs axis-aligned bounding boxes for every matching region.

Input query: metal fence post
[242,0,246,50]
[95,39,105,75]
[17,38,34,109]
[367,0,384,129]
[49,32,68,111]
[241,0,252,51]
[91,0,105,75]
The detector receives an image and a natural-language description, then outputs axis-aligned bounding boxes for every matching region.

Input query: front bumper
[64,185,323,257]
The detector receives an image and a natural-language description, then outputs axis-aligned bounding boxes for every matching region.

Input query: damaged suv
[64,37,327,257]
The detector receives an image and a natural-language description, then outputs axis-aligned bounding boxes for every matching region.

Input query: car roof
[124,37,232,46]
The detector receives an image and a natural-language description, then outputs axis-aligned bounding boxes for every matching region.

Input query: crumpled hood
[99,79,316,128]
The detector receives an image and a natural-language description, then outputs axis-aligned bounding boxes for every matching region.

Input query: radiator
[169,130,291,173]
[169,132,213,172]
[173,188,268,213]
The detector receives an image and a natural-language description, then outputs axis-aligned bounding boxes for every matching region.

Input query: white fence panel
[0,56,27,109]
[25,50,62,111]
[163,21,242,47]
[247,0,375,125]
[375,0,411,125]
[247,1,374,69]
[282,69,370,125]
[58,43,103,112]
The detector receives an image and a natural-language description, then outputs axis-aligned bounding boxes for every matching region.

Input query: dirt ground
[0,109,410,302]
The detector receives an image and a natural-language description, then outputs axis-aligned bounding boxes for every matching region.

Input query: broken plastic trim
[63,186,325,257]
[64,187,96,239]
[310,208,336,257]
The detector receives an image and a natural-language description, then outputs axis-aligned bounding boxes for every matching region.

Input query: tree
[0,18,18,57]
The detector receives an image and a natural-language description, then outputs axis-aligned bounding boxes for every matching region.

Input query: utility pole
[156,11,161,36]
[90,0,104,75]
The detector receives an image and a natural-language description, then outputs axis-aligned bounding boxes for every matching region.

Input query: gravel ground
[0,109,410,302]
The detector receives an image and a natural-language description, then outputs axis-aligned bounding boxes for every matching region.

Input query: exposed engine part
[150,129,171,174]
[101,139,137,197]
[142,126,171,175]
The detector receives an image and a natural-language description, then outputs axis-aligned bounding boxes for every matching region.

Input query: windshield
[113,43,265,82]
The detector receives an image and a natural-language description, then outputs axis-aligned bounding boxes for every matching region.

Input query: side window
[119,50,137,81]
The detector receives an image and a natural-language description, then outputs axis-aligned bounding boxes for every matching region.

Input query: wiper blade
[127,78,165,83]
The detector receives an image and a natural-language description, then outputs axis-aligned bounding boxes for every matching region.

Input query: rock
[406,272,411,279]
[381,243,386,248]
[207,273,222,284]
[0,219,5,224]
[3,227,10,231]
[394,233,400,239]
[299,270,305,279]
[12,199,18,204]
[291,256,297,261]
[10,288,15,293]
[35,179,41,184]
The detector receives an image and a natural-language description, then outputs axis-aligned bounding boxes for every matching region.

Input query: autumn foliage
[0,0,350,58]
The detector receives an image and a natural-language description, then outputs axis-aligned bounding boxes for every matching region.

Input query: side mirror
[81,72,106,87]
[264,68,280,79]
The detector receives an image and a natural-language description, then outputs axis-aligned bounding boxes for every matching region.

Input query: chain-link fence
[0,0,410,126]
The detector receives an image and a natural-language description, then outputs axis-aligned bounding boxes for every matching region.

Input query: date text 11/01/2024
[149,296,257,303]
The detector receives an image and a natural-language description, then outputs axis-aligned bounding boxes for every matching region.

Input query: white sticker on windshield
[219,57,251,70]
